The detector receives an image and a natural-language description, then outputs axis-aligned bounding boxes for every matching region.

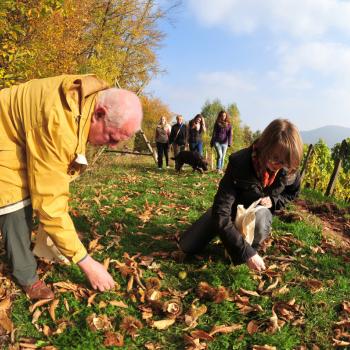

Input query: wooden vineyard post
[300,144,314,183]
[138,129,158,163]
[325,139,348,197]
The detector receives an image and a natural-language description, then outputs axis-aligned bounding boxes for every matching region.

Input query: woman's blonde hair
[255,119,303,172]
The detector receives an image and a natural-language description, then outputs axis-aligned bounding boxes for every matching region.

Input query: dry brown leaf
[87,293,97,307]
[29,299,51,313]
[304,279,323,293]
[252,345,277,350]
[103,331,124,347]
[63,298,70,312]
[264,278,280,293]
[88,238,100,251]
[0,310,13,334]
[183,334,207,350]
[144,342,163,350]
[152,318,176,330]
[0,298,11,311]
[247,320,259,335]
[49,299,59,322]
[127,275,134,292]
[190,330,214,341]
[209,323,242,336]
[42,324,52,337]
[342,301,350,314]
[18,343,38,349]
[239,288,260,297]
[52,320,68,335]
[53,281,78,291]
[109,300,128,308]
[32,309,42,324]
[268,308,280,334]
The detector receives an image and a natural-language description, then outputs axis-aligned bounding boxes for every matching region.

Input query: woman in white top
[155,116,171,169]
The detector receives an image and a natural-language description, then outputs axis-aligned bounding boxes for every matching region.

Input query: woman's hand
[260,196,272,208]
[247,253,266,271]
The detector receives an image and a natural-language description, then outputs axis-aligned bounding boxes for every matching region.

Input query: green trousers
[0,205,38,286]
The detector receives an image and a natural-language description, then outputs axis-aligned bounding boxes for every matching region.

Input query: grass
[6,155,350,350]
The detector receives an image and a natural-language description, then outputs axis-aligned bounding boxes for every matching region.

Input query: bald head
[88,88,143,148]
[96,88,143,132]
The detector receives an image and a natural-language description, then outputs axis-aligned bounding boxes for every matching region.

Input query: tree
[331,138,350,173]
[0,0,63,88]
[201,98,225,136]
[303,139,333,191]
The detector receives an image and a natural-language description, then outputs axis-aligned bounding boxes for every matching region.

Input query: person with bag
[188,114,206,157]
[179,119,303,271]
[210,110,232,174]
[169,115,187,157]
[155,116,171,169]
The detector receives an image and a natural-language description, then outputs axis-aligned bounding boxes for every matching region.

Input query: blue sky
[147,0,350,132]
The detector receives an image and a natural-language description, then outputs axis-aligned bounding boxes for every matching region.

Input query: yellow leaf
[152,319,175,330]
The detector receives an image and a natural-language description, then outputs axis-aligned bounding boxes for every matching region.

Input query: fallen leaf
[247,320,259,335]
[239,288,260,297]
[109,300,128,308]
[209,324,242,336]
[190,330,214,341]
[29,299,51,313]
[152,319,175,330]
[252,345,277,350]
[49,299,60,322]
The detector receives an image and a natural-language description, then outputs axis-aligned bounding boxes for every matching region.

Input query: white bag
[33,225,70,265]
[234,199,264,245]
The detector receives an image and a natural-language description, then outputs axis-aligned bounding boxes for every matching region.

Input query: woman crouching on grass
[179,119,303,271]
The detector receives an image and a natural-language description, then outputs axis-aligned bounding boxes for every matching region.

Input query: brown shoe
[23,280,54,300]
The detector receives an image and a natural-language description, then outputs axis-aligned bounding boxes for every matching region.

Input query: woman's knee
[252,207,272,248]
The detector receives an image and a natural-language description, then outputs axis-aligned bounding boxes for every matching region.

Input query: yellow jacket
[0,74,109,263]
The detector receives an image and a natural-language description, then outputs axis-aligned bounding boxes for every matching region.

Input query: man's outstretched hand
[78,255,115,291]
[247,253,266,271]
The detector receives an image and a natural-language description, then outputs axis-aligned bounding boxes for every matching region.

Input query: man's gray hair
[96,88,142,130]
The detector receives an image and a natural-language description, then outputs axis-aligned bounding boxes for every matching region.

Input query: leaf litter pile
[0,157,349,349]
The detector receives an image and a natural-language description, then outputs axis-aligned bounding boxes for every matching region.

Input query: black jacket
[212,146,301,264]
[169,123,187,146]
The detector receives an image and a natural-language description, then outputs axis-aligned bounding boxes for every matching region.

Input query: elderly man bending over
[0,75,143,299]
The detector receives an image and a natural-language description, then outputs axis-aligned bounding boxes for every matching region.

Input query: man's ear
[92,106,107,122]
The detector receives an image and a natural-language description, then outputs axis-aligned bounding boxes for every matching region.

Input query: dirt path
[295,199,350,248]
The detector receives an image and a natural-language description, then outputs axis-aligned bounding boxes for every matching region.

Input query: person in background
[188,114,206,157]
[210,110,232,174]
[179,119,303,272]
[0,74,143,299]
[169,115,187,157]
[155,116,171,170]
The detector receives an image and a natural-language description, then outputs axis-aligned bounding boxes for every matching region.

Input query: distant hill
[300,125,350,148]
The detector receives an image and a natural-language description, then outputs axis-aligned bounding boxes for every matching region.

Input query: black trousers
[156,142,169,168]
[179,206,272,260]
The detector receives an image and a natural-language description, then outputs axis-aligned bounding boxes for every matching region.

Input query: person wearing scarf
[179,119,303,271]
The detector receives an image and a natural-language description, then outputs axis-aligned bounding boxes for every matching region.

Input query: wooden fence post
[300,144,314,183]
[325,139,348,197]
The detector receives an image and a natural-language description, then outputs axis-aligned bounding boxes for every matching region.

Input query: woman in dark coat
[210,110,232,173]
[188,114,206,157]
[179,119,303,271]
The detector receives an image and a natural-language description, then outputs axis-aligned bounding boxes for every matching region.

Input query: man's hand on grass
[78,255,115,291]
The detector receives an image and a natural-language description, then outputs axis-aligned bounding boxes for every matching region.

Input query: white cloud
[188,0,350,38]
